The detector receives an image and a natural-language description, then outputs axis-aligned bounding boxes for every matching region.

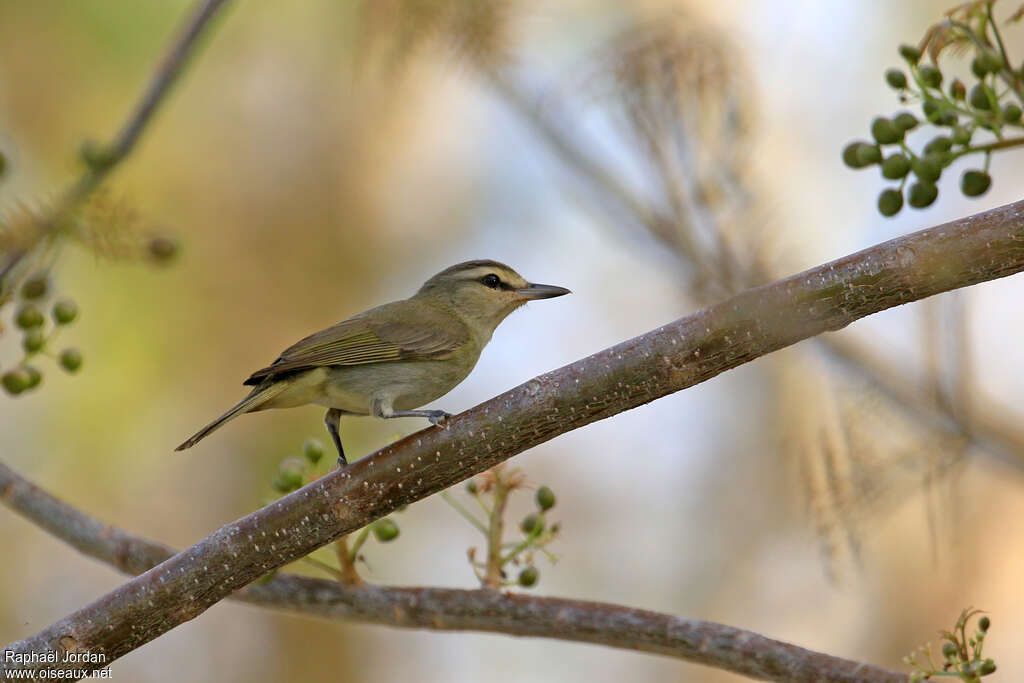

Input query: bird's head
[416,260,570,340]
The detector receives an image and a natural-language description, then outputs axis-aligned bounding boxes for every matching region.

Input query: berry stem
[500,516,545,567]
[483,470,512,589]
[300,555,344,581]
[334,535,363,585]
[986,4,1024,106]
[347,525,373,563]
[954,134,1024,160]
[440,491,488,534]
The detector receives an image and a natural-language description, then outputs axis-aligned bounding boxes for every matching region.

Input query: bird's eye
[481,274,501,289]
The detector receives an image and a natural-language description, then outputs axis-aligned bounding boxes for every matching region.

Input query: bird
[175,260,570,466]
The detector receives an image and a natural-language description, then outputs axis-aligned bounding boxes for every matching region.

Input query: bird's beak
[516,283,571,300]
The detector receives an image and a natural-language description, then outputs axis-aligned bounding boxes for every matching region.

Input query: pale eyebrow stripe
[452,267,511,280]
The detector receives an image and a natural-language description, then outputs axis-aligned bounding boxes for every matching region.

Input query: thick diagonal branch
[0,459,905,683]
[4,198,1024,679]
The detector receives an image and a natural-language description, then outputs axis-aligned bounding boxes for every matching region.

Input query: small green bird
[175,260,570,465]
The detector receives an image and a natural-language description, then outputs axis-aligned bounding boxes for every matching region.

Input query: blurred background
[2,0,1024,681]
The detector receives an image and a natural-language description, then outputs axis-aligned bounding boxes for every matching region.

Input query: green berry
[924,136,953,154]
[372,518,400,542]
[908,181,939,208]
[58,348,83,373]
[856,143,882,166]
[15,304,44,329]
[942,642,958,659]
[919,65,942,89]
[22,329,45,354]
[536,486,556,511]
[881,154,910,180]
[52,299,78,325]
[885,68,907,89]
[970,84,992,110]
[931,150,953,167]
[271,473,301,493]
[302,438,324,464]
[871,117,902,144]
[274,457,305,492]
[520,513,542,535]
[979,51,1004,73]
[2,369,31,395]
[937,111,958,127]
[979,616,991,632]
[949,79,966,101]
[877,188,904,217]
[79,140,116,170]
[912,156,943,182]
[961,170,992,197]
[23,365,42,390]
[1003,103,1022,123]
[899,44,922,63]
[971,56,989,78]
[20,273,49,300]
[517,566,539,587]
[979,659,996,675]
[922,99,940,121]
[842,142,875,169]
[952,125,973,145]
[465,479,478,494]
[147,236,179,264]
[893,112,918,132]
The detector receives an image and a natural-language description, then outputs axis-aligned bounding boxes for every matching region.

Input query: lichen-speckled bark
[245,582,906,683]
[0,460,906,682]
[5,199,1024,681]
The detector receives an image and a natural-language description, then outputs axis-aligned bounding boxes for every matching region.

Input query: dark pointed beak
[516,283,571,300]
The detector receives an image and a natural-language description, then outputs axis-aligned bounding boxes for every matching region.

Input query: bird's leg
[324,408,347,468]
[371,399,452,426]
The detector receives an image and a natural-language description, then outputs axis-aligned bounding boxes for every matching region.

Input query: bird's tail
[175,383,286,451]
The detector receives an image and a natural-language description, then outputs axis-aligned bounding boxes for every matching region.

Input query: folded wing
[243,302,469,385]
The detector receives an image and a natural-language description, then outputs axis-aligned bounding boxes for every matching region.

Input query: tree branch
[0,0,232,291]
[0,459,906,683]
[5,198,1024,679]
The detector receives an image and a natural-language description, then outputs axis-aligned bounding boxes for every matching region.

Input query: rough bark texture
[4,199,1024,680]
[0,460,905,682]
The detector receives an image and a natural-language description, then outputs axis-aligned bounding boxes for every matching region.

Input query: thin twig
[0,459,906,683]
[301,556,344,582]
[440,490,489,534]
[483,470,511,589]
[334,536,363,586]
[2,198,1023,680]
[0,0,233,292]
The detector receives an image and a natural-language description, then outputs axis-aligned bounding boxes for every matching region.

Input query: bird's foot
[427,410,454,426]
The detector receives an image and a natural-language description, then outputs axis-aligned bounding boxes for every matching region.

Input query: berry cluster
[844,3,1024,216]
[905,609,996,681]
[3,272,82,396]
[261,438,401,584]
[455,469,560,589]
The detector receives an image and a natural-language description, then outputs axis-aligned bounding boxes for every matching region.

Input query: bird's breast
[320,355,478,413]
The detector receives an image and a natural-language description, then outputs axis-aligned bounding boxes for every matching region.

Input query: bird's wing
[243,302,469,385]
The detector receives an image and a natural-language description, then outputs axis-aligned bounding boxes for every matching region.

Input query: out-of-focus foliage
[2,2,1024,683]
